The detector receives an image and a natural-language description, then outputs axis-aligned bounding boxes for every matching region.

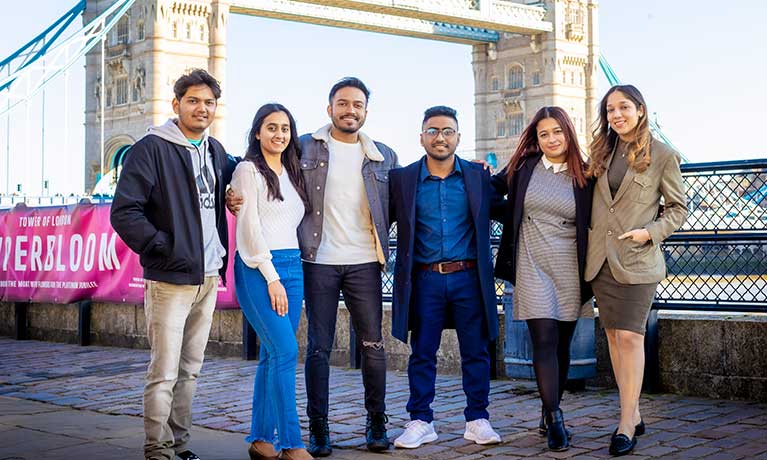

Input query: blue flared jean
[234,249,304,451]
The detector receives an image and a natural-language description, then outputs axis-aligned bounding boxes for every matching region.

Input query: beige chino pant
[143,276,218,460]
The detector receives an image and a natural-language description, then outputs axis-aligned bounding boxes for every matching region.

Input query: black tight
[526,319,578,412]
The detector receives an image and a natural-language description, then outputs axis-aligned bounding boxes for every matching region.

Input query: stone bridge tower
[472,0,599,167]
[83,0,229,193]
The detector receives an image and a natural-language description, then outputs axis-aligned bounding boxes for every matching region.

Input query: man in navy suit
[389,106,500,449]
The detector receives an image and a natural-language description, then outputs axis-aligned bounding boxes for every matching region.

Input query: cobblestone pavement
[1,337,766,460]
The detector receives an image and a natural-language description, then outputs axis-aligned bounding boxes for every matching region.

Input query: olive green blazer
[585,138,688,284]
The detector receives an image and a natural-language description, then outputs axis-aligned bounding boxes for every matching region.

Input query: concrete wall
[591,313,767,401]
[1,302,764,401]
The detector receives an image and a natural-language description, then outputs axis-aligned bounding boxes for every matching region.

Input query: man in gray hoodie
[111,69,237,460]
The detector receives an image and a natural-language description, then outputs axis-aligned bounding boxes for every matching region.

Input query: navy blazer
[491,153,594,305]
[389,156,498,344]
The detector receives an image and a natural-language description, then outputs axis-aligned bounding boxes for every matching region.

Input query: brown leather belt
[416,259,477,274]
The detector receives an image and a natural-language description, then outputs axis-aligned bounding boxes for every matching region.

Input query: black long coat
[490,153,595,305]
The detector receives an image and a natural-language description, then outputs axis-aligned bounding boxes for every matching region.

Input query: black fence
[382,159,767,314]
[658,159,767,312]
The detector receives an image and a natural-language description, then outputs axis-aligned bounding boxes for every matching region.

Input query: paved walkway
[0,337,765,460]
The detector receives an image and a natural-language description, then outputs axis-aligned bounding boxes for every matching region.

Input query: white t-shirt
[230,161,305,282]
[314,136,379,265]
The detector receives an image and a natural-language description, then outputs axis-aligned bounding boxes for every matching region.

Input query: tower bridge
[3,0,600,193]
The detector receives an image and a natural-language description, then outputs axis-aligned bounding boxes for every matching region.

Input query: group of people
[110,69,687,460]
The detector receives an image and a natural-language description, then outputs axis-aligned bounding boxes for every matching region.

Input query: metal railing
[0,194,111,209]
[657,159,767,312]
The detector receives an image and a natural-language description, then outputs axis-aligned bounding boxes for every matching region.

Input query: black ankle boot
[308,417,332,457]
[544,409,570,452]
[365,412,390,452]
[539,407,573,439]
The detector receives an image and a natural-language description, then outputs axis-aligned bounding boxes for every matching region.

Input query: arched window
[509,112,524,137]
[137,20,145,41]
[508,65,523,90]
[497,119,506,137]
[186,23,191,40]
[115,16,129,44]
[200,25,205,41]
[491,77,499,91]
[115,77,129,105]
[172,22,178,39]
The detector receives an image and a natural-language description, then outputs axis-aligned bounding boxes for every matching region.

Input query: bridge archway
[88,134,135,194]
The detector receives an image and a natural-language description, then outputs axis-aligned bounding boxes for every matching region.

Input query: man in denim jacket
[226,77,398,456]
[299,77,398,456]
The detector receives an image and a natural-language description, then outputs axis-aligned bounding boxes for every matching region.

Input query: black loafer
[635,419,645,436]
[609,432,637,456]
[177,451,201,460]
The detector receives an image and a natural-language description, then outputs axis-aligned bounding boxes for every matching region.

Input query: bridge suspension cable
[0,0,137,119]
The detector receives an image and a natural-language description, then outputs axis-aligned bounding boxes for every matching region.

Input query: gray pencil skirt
[591,262,658,335]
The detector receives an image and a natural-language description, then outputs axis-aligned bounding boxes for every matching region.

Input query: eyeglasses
[422,127,458,138]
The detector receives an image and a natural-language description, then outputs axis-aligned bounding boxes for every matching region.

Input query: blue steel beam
[0,0,86,92]
[0,0,137,118]
[433,23,499,42]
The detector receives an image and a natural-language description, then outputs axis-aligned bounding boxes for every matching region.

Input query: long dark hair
[244,103,308,206]
[587,84,651,178]
[504,106,587,188]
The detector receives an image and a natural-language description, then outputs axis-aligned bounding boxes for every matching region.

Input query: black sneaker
[308,417,332,457]
[177,451,201,460]
[366,412,390,452]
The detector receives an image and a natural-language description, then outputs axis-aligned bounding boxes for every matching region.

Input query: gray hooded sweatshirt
[145,119,226,276]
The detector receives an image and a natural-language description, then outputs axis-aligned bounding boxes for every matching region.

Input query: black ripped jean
[303,262,387,419]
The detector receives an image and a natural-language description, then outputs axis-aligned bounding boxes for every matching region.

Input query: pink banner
[0,203,239,308]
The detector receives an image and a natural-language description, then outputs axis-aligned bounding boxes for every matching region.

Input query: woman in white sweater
[230,103,312,460]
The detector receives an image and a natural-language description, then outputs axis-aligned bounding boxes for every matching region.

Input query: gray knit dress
[513,159,581,321]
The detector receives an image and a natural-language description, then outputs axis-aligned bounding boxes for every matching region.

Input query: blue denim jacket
[297,124,399,270]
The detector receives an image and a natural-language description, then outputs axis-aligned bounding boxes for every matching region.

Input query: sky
[0,0,766,195]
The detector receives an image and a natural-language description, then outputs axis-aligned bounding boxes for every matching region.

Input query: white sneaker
[393,420,438,449]
[464,418,501,445]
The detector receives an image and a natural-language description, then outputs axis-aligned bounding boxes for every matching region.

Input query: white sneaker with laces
[464,418,501,445]
[393,420,438,449]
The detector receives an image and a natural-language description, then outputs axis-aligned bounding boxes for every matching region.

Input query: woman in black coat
[490,107,594,452]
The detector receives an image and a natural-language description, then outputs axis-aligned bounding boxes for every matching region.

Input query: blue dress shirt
[414,157,477,264]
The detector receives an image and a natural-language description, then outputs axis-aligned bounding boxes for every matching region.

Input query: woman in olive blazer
[585,85,687,456]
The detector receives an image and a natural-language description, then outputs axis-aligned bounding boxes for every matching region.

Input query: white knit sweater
[230,161,305,283]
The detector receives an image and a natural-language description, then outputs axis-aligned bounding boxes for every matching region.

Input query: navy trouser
[407,267,490,423]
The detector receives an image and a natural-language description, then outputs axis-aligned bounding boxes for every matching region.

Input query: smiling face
[606,90,644,140]
[536,117,568,163]
[172,84,217,139]
[256,111,291,157]
[327,86,368,134]
[420,115,460,161]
